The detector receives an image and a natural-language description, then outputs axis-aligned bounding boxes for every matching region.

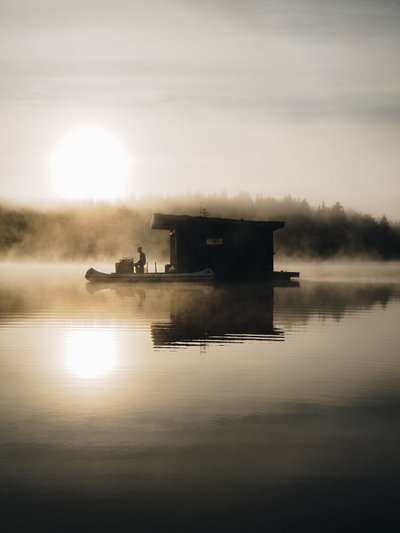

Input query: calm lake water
[1,263,400,532]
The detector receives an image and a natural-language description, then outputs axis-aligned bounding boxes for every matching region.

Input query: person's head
[137,246,142,253]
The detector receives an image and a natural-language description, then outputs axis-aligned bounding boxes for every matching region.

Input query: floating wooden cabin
[151,213,298,280]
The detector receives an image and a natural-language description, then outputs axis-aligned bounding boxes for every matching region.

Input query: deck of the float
[85,267,299,284]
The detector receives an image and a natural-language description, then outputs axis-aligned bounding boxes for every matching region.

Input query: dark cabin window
[206,237,223,246]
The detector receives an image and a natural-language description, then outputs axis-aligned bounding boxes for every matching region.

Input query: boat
[272,271,300,282]
[85,267,299,284]
[85,267,215,283]
[84,213,300,284]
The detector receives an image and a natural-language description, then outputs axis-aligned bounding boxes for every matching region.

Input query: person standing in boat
[134,246,146,274]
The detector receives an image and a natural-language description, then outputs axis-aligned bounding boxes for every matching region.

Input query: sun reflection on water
[65,330,117,379]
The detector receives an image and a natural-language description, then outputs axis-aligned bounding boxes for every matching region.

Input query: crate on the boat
[115,257,134,274]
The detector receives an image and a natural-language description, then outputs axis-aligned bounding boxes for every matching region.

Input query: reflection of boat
[85,267,215,283]
[84,281,298,347]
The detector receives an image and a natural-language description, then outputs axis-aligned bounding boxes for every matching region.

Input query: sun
[50,127,130,201]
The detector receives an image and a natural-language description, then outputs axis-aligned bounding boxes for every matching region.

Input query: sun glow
[65,330,117,379]
[51,127,130,201]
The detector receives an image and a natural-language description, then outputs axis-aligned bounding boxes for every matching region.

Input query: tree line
[0,194,399,260]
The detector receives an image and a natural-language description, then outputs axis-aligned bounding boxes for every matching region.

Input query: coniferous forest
[0,194,399,261]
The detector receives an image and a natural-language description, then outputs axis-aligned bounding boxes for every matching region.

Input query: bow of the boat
[85,268,110,281]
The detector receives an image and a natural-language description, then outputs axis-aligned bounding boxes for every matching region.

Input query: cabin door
[204,238,226,274]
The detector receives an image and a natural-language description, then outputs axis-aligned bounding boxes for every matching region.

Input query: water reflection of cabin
[151,285,284,348]
[151,213,285,279]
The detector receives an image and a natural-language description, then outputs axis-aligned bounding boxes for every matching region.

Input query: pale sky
[1,0,399,219]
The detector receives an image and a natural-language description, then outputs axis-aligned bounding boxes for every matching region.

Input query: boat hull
[85,267,215,283]
[85,267,299,284]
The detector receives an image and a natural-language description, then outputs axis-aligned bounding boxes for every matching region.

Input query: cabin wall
[175,223,206,272]
[169,230,176,267]
[171,221,275,277]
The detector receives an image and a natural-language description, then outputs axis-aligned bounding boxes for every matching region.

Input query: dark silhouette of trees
[0,195,399,260]
[0,206,28,252]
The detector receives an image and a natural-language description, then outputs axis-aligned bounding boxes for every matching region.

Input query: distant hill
[0,194,399,261]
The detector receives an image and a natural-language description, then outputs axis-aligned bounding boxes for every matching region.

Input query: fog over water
[1,262,399,532]
[1,195,400,262]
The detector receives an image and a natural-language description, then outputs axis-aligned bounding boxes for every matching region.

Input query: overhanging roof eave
[150,213,284,231]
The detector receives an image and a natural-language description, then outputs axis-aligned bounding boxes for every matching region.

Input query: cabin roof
[151,213,285,232]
